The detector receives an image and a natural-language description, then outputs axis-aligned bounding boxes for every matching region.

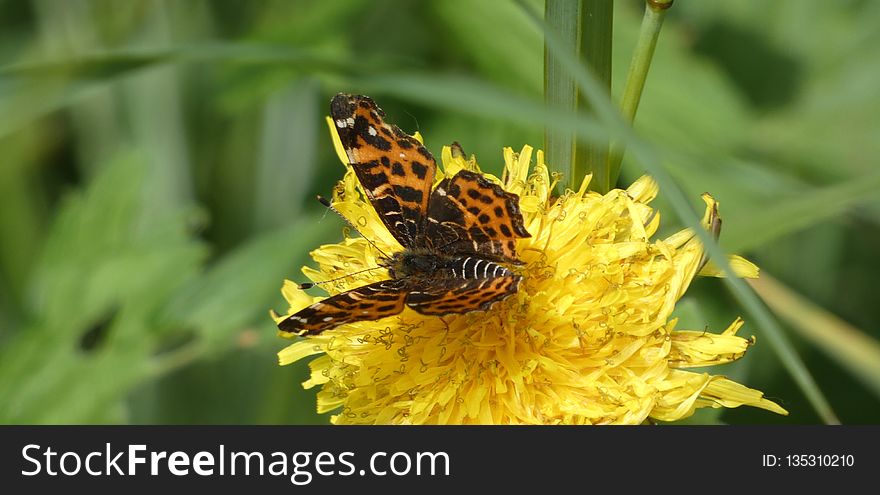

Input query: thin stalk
[606,0,671,175]
[749,274,880,399]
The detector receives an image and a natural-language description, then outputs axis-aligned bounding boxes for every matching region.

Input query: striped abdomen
[444,256,511,280]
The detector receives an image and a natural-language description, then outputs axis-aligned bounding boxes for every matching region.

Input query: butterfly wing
[421,169,531,262]
[330,93,437,248]
[405,273,522,316]
[278,280,409,336]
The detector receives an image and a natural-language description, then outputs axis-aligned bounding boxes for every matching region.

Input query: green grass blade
[0,43,367,139]
[254,79,320,232]
[750,273,880,399]
[356,72,612,149]
[725,171,880,252]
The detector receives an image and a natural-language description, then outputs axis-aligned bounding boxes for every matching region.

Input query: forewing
[330,93,436,248]
[423,170,530,261]
[405,274,521,316]
[278,280,408,336]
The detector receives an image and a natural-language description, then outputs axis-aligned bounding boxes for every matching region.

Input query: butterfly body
[278,94,530,336]
[384,250,512,282]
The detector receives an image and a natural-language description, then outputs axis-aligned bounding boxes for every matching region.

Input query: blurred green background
[0,0,878,424]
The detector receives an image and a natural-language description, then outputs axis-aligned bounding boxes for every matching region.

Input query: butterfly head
[380,249,440,280]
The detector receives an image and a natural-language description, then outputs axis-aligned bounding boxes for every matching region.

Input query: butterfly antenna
[298,265,385,290]
[316,195,391,259]
[404,110,420,133]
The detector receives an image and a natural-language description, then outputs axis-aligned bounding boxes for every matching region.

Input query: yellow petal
[325,116,349,166]
[626,175,659,204]
[699,255,761,278]
[278,340,325,366]
[669,318,752,368]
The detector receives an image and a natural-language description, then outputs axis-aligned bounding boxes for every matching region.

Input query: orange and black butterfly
[277,94,531,336]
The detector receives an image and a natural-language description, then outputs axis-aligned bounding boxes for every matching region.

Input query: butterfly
[277,93,531,336]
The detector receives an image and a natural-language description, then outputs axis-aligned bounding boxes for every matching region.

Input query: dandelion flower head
[272,112,787,425]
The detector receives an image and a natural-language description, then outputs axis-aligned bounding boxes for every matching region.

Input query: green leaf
[154,214,337,364]
[253,79,321,231]
[0,151,206,423]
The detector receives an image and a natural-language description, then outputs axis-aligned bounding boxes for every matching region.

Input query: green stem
[606,0,671,175]
[544,0,612,193]
[577,0,613,193]
[544,0,578,192]
[150,341,206,378]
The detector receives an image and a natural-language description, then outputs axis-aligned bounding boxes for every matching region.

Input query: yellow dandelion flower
[272,118,787,425]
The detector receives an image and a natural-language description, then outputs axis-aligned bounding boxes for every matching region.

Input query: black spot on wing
[411,161,428,179]
[430,199,465,225]
[354,115,391,151]
[357,167,389,191]
[393,185,424,203]
[468,227,488,241]
[374,293,402,302]
[506,200,531,237]
[374,196,402,217]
